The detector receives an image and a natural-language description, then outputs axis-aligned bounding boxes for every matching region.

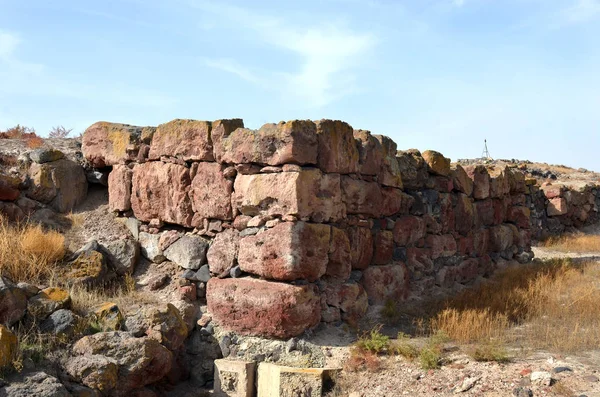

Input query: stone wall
[82,119,539,339]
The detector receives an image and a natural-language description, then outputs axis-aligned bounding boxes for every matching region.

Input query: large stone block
[108,165,132,212]
[257,363,340,397]
[451,164,473,197]
[361,263,409,304]
[189,162,233,220]
[232,169,344,223]
[341,176,382,218]
[396,149,428,190]
[425,234,457,259]
[27,159,87,213]
[214,359,256,397]
[372,230,394,265]
[238,222,330,282]
[131,162,194,227]
[353,129,383,176]
[381,188,414,217]
[82,122,150,167]
[488,166,510,198]
[207,278,321,338]
[215,120,318,166]
[393,215,426,246]
[207,229,240,278]
[422,150,451,177]
[454,193,474,235]
[547,197,568,216]
[149,119,214,161]
[464,165,490,200]
[508,205,530,229]
[374,135,403,188]
[474,199,495,227]
[315,119,359,174]
[507,168,526,193]
[323,282,368,324]
[346,227,373,270]
[327,226,352,280]
[164,235,209,270]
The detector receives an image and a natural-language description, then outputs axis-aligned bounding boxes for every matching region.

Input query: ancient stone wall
[82,119,546,339]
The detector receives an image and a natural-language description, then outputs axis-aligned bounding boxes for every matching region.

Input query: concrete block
[214,359,256,397]
[257,362,340,397]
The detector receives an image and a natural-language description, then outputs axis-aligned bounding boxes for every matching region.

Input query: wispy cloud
[563,0,600,23]
[189,1,375,107]
[202,58,260,84]
[452,0,466,7]
[0,30,19,59]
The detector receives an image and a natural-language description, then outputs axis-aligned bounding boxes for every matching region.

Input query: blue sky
[1,0,599,170]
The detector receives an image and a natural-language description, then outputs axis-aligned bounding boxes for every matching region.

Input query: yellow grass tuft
[428,258,600,353]
[0,215,65,282]
[543,233,600,252]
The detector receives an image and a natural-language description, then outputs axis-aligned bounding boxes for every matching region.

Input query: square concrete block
[257,362,340,397]
[214,359,256,397]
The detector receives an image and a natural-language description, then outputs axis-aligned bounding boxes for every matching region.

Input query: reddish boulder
[541,184,564,199]
[0,174,20,201]
[215,120,318,166]
[82,122,148,167]
[372,230,394,265]
[474,199,495,227]
[547,197,568,216]
[374,135,403,188]
[393,215,426,246]
[108,165,132,212]
[454,193,474,235]
[189,162,233,220]
[381,188,414,217]
[346,227,373,270]
[361,263,409,304]
[238,222,330,282]
[27,159,88,213]
[210,118,245,162]
[315,120,359,174]
[464,165,490,200]
[148,119,213,161]
[323,282,368,324]
[232,169,344,223]
[508,206,530,229]
[473,228,490,257]
[206,229,240,278]
[341,176,382,218]
[425,234,457,259]
[207,278,321,338]
[507,168,526,193]
[353,129,383,176]
[131,162,194,227]
[451,164,473,196]
[327,227,352,281]
[492,198,510,225]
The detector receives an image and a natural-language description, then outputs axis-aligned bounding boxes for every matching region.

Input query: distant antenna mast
[482,139,492,160]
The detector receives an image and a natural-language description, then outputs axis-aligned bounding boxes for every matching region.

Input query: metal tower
[482,139,492,160]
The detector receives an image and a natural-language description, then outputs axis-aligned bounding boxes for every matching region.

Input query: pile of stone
[82,118,538,340]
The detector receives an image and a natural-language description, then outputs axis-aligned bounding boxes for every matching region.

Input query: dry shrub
[25,136,44,149]
[344,348,382,372]
[544,233,600,252]
[65,212,84,229]
[1,125,36,139]
[428,259,600,353]
[0,215,65,282]
[48,126,72,138]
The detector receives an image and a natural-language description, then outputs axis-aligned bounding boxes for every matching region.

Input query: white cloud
[452,0,466,7]
[0,31,20,59]
[190,1,375,106]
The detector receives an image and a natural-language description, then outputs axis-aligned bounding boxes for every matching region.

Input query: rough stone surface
[0,371,71,397]
[451,164,473,196]
[238,222,330,282]
[71,331,173,394]
[547,197,568,216]
[327,226,352,280]
[164,235,210,270]
[422,150,451,176]
[145,303,189,351]
[0,276,27,326]
[346,227,373,270]
[27,159,88,213]
[27,287,71,321]
[465,165,490,200]
[207,278,321,338]
[206,228,240,278]
[82,122,147,167]
[189,162,233,220]
[341,176,382,218]
[315,119,359,174]
[29,148,64,164]
[149,119,214,161]
[0,324,17,368]
[215,120,318,166]
[102,239,139,275]
[131,162,194,227]
[361,263,409,304]
[108,165,133,212]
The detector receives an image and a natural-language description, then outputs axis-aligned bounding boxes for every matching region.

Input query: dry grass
[544,233,600,252]
[428,258,600,353]
[65,212,85,229]
[0,215,65,282]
